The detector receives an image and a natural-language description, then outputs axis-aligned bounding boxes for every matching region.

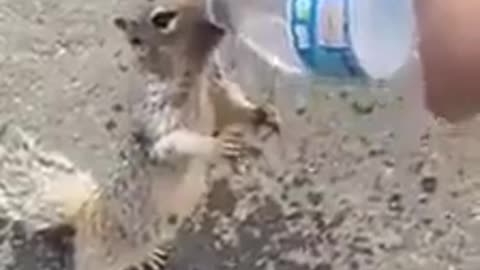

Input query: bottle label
[294,0,313,21]
[293,24,311,50]
[289,0,313,51]
[287,0,364,76]
[317,0,348,48]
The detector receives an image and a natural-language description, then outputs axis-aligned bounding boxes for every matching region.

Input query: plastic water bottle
[207,0,416,109]
[207,0,306,75]
[208,0,415,79]
[207,0,310,111]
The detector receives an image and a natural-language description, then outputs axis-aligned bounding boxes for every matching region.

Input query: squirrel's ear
[113,17,128,31]
[197,19,225,49]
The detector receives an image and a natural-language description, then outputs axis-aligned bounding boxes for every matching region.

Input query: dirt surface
[2,0,480,270]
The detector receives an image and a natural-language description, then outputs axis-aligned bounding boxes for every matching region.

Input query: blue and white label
[316,0,348,48]
[293,24,311,49]
[287,0,364,77]
[294,0,312,21]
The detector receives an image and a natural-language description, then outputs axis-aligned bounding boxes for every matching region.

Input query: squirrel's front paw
[252,103,282,137]
[216,126,246,159]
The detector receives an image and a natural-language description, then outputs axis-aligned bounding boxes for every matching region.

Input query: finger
[222,142,243,153]
[222,131,244,142]
[222,149,241,158]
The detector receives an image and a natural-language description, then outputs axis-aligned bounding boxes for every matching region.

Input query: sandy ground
[2,0,480,270]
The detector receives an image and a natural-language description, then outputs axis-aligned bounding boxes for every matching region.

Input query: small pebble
[72,133,81,142]
[421,176,438,194]
[314,262,332,270]
[112,103,124,113]
[418,193,429,204]
[387,193,404,212]
[118,63,129,72]
[105,119,117,131]
[351,100,375,115]
[307,191,324,206]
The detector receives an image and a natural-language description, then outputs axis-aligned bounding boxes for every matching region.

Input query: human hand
[415,0,480,122]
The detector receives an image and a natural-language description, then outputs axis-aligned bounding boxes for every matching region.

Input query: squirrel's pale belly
[73,76,212,270]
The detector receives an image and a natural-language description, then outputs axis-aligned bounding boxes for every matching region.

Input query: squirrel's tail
[0,121,97,232]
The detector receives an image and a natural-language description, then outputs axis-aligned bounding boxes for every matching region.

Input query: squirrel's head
[113,0,226,73]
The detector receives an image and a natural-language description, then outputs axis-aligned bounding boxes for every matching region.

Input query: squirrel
[0,1,281,270]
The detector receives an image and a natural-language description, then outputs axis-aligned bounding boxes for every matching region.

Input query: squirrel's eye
[150,10,178,30]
